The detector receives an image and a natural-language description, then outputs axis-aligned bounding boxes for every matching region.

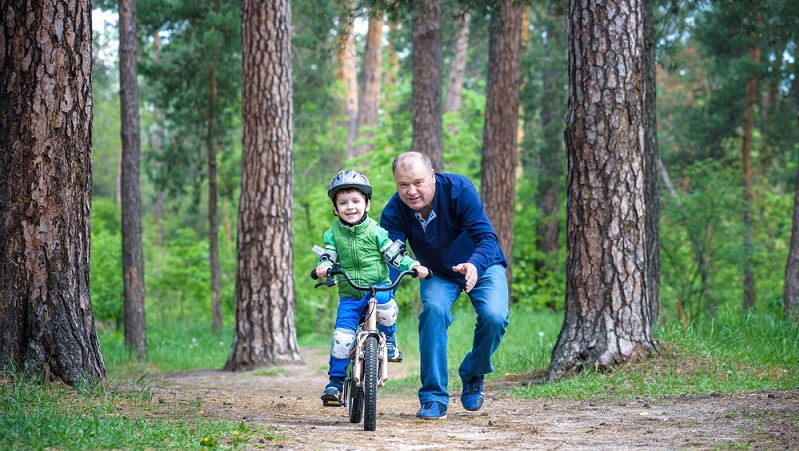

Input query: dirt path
[158,347,798,450]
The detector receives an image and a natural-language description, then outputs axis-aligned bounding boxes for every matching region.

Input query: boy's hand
[413,265,430,279]
[315,266,330,279]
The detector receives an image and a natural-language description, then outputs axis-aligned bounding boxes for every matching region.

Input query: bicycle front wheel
[348,371,363,423]
[362,335,379,431]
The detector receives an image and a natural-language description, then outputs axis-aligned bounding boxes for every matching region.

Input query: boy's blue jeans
[417,264,509,407]
[328,288,394,382]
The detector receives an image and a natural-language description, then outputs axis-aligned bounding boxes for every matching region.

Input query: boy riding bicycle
[315,169,429,405]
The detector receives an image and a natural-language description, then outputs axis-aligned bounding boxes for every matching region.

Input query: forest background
[87,0,798,373]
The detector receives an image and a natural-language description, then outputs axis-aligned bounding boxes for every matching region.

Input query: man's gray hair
[392,152,434,175]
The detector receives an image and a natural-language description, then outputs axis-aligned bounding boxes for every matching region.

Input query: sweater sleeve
[316,227,337,268]
[453,181,503,277]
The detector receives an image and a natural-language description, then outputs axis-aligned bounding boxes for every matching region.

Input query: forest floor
[153,346,798,450]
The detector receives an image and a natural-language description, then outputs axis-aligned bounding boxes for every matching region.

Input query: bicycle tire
[363,335,379,431]
[348,369,363,423]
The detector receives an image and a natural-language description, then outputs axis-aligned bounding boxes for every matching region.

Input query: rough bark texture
[336,5,358,160]
[444,11,470,115]
[119,0,147,356]
[411,0,444,172]
[535,3,567,274]
[226,0,301,371]
[548,0,657,382]
[0,0,106,384]
[481,0,522,296]
[784,70,799,318]
[643,0,661,324]
[741,36,759,314]
[354,14,383,157]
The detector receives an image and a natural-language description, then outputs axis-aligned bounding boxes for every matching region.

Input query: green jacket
[317,216,419,299]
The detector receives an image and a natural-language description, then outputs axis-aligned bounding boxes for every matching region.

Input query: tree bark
[336,5,358,160]
[0,0,106,385]
[411,0,444,172]
[548,0,657,382]
[119,0,147,356]
[444,11,470,115]
[226,0,301,370]
[354,14,384,156]
[643,0,661,324]
[535,2,567,274]
[784,65,799,318]
[481,0,522,297]
[741,35,760,314]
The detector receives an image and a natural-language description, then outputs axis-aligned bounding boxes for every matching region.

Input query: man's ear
[365,199,371,212]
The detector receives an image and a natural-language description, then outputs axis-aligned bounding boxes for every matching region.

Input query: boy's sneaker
[460,375,484,411]
[321,380,343,406]
[415,401,447,419]
[386,335,403,362]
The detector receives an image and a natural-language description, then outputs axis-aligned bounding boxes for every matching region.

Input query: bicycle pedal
[388,351,403,363]
[322,399,343,407]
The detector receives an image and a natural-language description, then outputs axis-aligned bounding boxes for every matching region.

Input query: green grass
[0,370,282,450]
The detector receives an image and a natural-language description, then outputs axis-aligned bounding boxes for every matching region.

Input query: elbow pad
[381,239,407,268]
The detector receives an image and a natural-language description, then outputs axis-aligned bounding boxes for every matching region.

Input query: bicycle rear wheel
[363,335,379,431]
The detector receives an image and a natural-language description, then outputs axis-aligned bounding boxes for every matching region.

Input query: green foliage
[0,370,281,450]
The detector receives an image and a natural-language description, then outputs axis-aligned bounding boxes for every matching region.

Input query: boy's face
[334,189,370,225]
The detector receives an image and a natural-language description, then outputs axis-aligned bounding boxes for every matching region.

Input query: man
[380,152,509,420]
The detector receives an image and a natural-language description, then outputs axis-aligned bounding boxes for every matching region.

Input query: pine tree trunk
[784,68,799,318]
[481,0,522,297]
[0,0,106,385]
[741,36,760,313]
[226,0,301,370]
[444,11,470,115]
[152,32,165,245]
[119,0,148,357]
[354,14,383,156]
[643,0,661,324]
[336,5,358,160]
[411,0,444,171]
[208,72,223,335]
[548,0,657,382]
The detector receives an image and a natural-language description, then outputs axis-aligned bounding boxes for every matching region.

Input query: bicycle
[311,261,428,431]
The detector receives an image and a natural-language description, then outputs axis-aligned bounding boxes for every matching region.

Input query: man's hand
[452,262,477,293]
[412,265,430,279]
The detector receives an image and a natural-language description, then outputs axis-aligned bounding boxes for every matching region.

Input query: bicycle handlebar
[311,264,431,291]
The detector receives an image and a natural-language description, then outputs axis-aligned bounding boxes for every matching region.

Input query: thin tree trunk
[444,11,470,115]
[784,66,799,318]
[354,14,384,156]
[384,22,401,121]
[208,71,223,335]
[548,0,657,382]
[643,0,661,324]
[481,0,523,297]
[0,0,106,385]
[741,35,760,313]
[412,0,444,171]
[119,0,147,357]
[226,0,301,370]
[337,5,358,159]
[153,32,165,245]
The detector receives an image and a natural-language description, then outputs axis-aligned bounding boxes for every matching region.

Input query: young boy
[316,169,429,405]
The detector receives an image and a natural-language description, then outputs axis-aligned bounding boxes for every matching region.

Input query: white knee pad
[377,299,398,327]
[330,328,356,359]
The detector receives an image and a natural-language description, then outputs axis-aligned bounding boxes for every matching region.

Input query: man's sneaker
[321,381,343,406]
[386,335,403,362]
[461,375,484,411]
[415,401,447,419]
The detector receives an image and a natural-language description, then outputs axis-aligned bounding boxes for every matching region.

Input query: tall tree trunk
[354,14,384,156]
[336,5,358,159]
[548,0,657,382]
[481,0,522,297]
[152,32,165,245]
[741,34,760,313]
[535,2,567,275]
[384,22,401,121]
[119,0,147,357]
[444,11,470,115]
[226,0,301,370]
[411,0,444,171]
[208,72,223,335]
[784,66,799,318]
[643,0,661,324]
[0,0,106,385]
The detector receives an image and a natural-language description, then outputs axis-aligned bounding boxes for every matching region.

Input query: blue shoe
[461,375,484,411]
[386,335,403,362]
[415,401,447,419]
[321,380,343,406]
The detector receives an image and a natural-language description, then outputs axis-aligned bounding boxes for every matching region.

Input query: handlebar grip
[424,271,432,280]
[310,269,319,280]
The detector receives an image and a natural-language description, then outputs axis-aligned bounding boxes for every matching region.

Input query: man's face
[394,159,435,212]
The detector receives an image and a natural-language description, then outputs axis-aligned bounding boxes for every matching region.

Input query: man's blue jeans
[417,264,509,406]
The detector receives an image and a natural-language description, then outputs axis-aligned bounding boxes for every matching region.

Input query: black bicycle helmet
[327,169,373,201]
